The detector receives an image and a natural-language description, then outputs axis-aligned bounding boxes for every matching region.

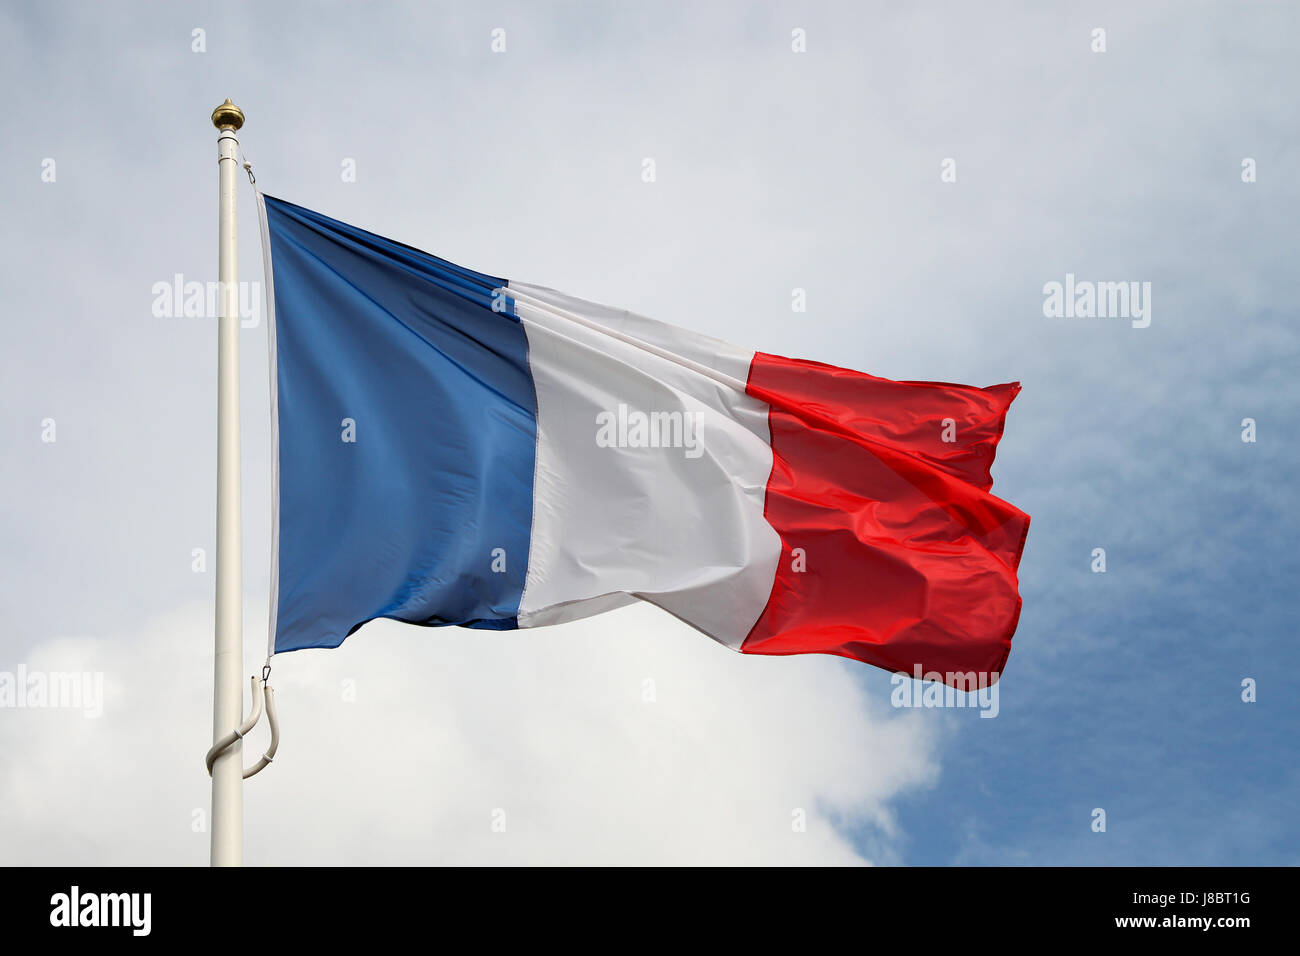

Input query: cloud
[0,601,940,865]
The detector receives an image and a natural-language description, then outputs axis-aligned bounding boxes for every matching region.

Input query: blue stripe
[263,196,537,652]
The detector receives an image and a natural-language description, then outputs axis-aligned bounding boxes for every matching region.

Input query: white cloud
[0,601,940,865]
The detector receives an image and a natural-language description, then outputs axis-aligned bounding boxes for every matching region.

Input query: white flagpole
[210,98,245,867]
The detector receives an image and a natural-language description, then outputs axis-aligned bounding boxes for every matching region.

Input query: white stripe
[510,283,780,650]
[509,283,757,387]
[255,192,281,659]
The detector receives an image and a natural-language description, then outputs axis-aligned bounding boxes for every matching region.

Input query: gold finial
[211,98,245,130]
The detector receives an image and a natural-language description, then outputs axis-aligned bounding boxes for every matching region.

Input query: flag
[257,195,1030,686]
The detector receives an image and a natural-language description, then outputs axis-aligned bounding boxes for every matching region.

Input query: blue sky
[0,1,1295,864]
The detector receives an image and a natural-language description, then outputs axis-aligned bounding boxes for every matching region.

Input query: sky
[0,0,1296,865]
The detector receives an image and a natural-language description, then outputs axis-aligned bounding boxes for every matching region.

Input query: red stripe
[742,353,1030,686]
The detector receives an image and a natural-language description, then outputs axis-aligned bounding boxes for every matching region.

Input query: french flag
[259,195,1030,686]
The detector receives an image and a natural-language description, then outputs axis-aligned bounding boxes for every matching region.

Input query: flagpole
[210,98,245,867]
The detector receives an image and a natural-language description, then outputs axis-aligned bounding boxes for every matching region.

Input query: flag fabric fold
[257,194,1029,686]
